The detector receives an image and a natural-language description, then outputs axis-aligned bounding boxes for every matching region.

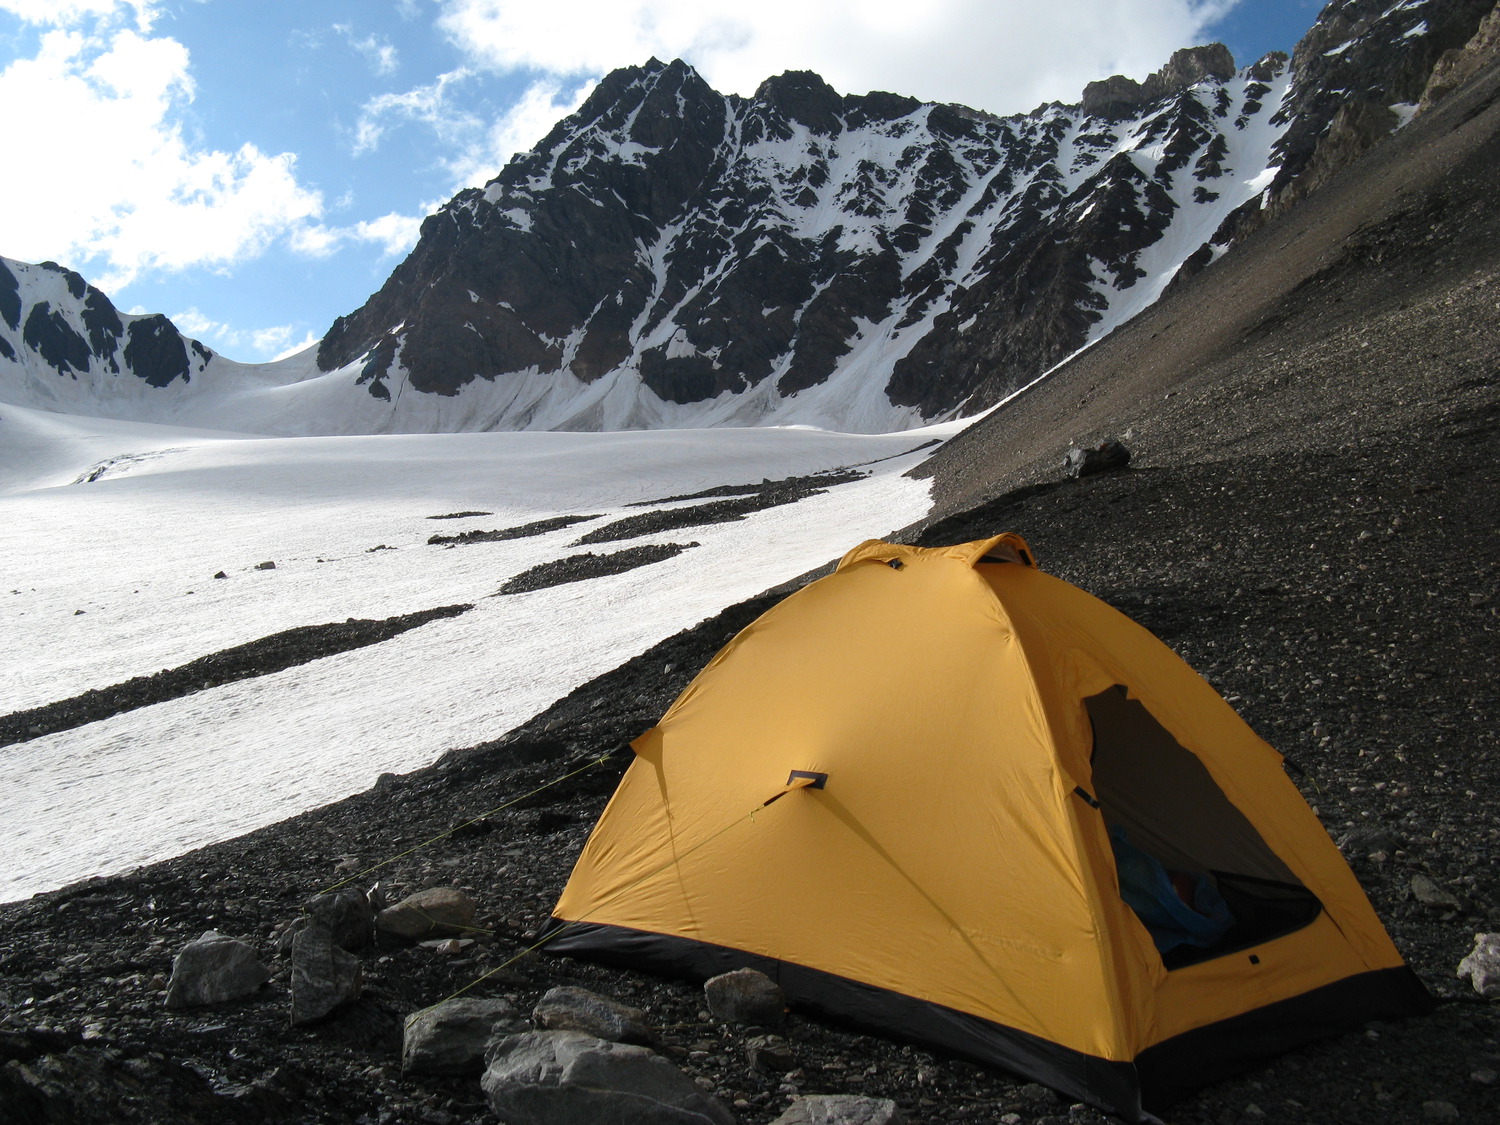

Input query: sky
[0,0,1327,364]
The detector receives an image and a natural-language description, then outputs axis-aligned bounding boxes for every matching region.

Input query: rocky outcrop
[313,43,1293,430]
[0,256,213,404]
[1082,43,1235,119]
[1265,0,1495,211]
[1420,1,1500,111]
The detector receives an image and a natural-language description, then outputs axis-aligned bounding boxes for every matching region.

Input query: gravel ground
[426,515,596,546]
[495,542,700,595]
[575,471,865,545]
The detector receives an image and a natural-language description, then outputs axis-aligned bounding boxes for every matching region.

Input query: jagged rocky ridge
[316,48,1289,432]
[309,0,1487,432]
[2,0,1490,435]
[0,258,215,413]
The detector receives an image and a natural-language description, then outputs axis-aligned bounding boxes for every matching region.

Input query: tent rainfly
[544,535,1432,1121]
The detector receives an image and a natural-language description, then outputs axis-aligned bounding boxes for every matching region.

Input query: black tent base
[542,919,1434,1123]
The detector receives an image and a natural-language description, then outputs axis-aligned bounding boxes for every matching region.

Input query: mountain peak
[751,69,845,135]
[1082,42,1236,120]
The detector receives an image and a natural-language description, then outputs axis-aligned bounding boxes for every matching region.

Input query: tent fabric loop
[835,532,1036,573]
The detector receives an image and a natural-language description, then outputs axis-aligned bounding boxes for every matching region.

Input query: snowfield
[0,403,950,901]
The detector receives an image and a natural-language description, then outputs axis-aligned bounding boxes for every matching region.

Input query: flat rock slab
[770,1095,908,1125]
[481,1029,733,1125]
[533,985,655,1045]
[403,997,529,1075]
[375,886,477,940]
[163,930,269,1008]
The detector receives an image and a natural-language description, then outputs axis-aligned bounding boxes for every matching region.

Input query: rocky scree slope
[918,0,1500,519]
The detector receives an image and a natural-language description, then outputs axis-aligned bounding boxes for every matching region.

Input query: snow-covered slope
[0,404,947,901]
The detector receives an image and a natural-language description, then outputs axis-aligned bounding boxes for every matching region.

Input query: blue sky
[0,0,1326,363]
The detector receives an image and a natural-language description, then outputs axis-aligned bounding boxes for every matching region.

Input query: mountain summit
[315,49,1291,432]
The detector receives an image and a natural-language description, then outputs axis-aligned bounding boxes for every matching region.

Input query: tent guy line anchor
[313,749,621,899]
[423,775,819,1013]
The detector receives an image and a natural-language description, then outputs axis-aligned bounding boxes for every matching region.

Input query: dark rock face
[309,0,1467,432]
[23,302,92,376]
[1266,0,1495,209]
[314,49,1298,428]
[0,259,20,331]
[1083,43,1235,119]
[0,256,215,398]
[124,313,193,388]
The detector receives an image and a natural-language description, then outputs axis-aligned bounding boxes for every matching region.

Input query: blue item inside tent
[1109,826,1234,953]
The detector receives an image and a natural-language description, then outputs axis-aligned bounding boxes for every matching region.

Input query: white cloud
[269,209,426,264]
[353,68,591,193]
[435,0,1241,117]
[169,307,318,363]
[0,17,328,291]
[352,68,477,155]
[169,306,218,338]
[0,0,156,30]
[265,328,319,361]
[351,210,426,257]
[335,23,399,76]
[447,78,594,188]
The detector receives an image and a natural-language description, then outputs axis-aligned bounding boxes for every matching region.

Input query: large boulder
[1458,933,1500,998]
[704,967,785,1027]
[303,888,374,950]
[289,924,363,1025]
[403,997,529,1075]
[533,985,655,1045]
[770,1096,907,1125]
[375,887,477,940]
[481,1030,734,1125]
[1064,440,1131,478]
[163,931,269,1009]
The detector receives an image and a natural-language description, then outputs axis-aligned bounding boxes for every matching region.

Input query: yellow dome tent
[545,536,1430,1120]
